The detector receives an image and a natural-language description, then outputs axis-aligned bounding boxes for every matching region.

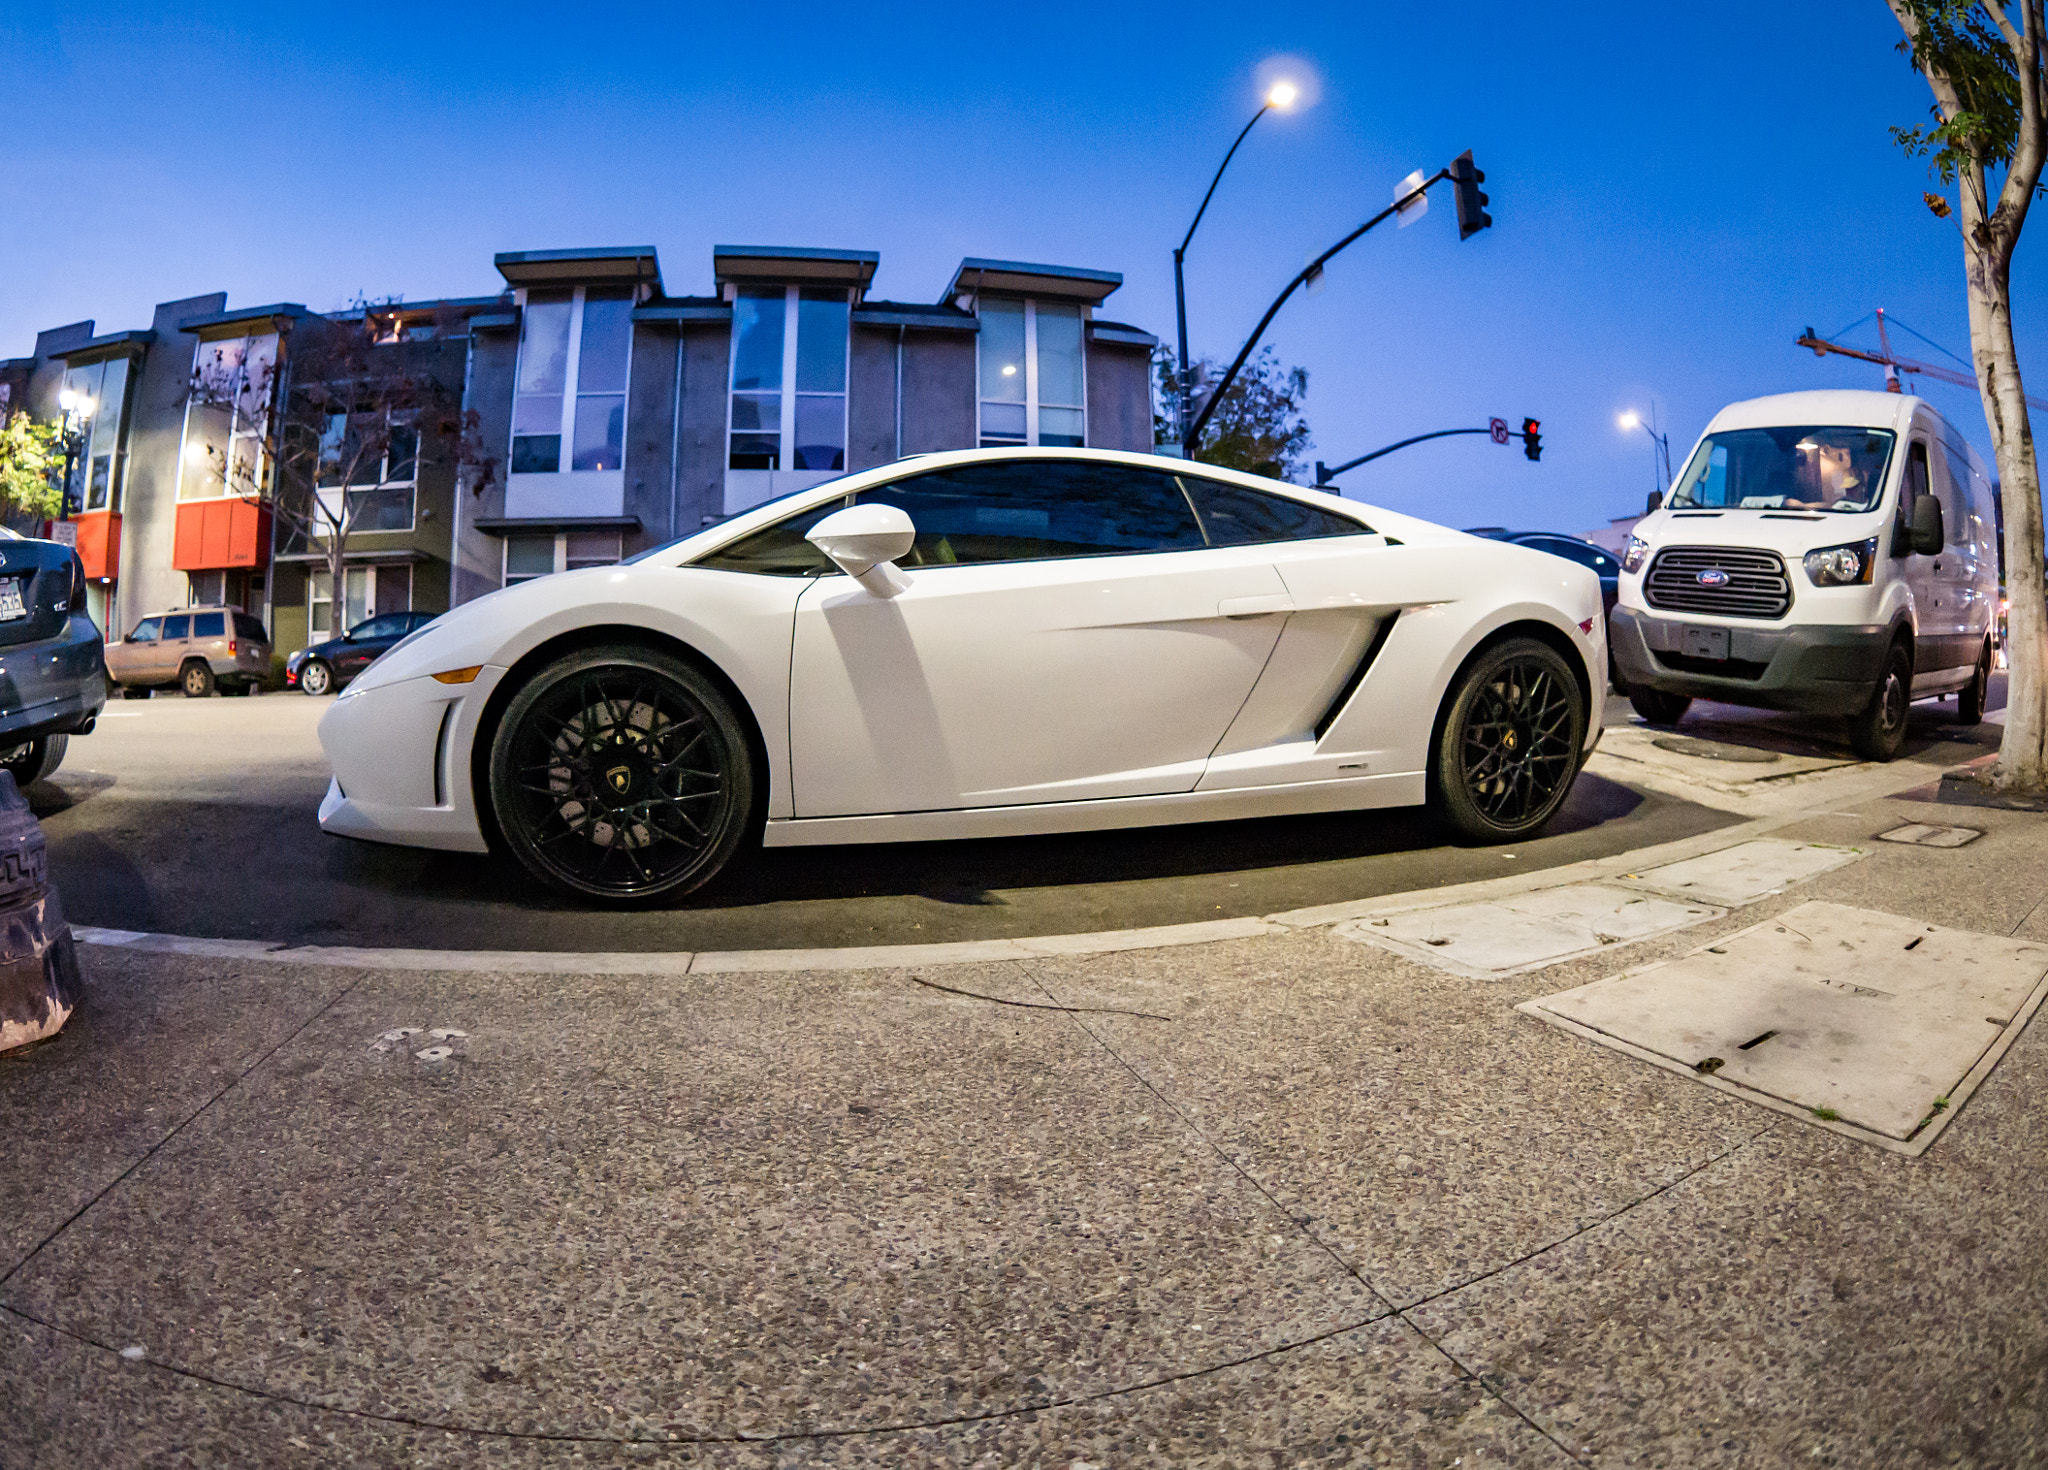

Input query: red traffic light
[1521,417,1542,462]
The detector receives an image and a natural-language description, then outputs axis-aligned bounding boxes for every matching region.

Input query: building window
[180,334,279,499]
[59,357,132,512]
[727,286,848,472]
[978,299,1085,448]
[512,287,633,475]
[503,530,623,586]
[315,412,418,533]
[309,564,410,638]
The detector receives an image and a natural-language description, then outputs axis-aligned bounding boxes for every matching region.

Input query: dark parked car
[1467,529,1621,683]
[287,611,438,696]
[0,532,106,788]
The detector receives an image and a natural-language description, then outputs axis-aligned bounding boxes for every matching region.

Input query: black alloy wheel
[300,661,333,697]
[1850,640,1913,762]
[1433,637,1588,843]
[1957,638,1992,726]
[489,645,755,904]
[181,661,215,697]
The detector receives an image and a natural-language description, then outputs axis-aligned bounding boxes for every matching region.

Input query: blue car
[0,531,106,788]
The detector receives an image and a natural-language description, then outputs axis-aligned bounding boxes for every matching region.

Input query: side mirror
[1912,493,1945,556]
[1646,490,1663,515]
[807,504,916,598]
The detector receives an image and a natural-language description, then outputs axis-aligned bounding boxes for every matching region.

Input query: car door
[158,613,191,681]
[189,610,228,671]
[332,615,397,680]
[787,459,1293,817]
[1895,436,1959,674]
[112,616,162,684]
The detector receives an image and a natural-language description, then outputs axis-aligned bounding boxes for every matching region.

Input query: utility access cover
[1335,885,1722,980]
[1519,901,2048,1154]
[1618,839,1861,906]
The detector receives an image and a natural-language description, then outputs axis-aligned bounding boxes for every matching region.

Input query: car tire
[1627,687,1692,724]
[1850,639,1913,762]
[489,644,757,904]
[181,661,216,698]
[117,684,149,700]
[1430,637,1589,844]
[1957,638,1992,726]
[300,661,333,697]
[0,735,67,790]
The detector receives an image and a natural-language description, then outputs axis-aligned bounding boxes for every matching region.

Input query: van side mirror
[1645,490,1663,515]
[808,504,916,598]
[1912,493,1945,556]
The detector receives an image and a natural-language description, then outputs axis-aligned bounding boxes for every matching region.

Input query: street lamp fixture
[1171,71,1311,448]
[1619,409,1674,498]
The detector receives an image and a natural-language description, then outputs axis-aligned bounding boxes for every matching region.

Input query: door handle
[1218,594,1295,619]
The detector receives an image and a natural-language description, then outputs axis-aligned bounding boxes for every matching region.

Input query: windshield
[1667,426,1896,513]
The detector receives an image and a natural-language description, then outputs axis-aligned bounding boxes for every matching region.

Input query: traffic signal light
[1450,150,1491,239]
[1522,418,1542,461]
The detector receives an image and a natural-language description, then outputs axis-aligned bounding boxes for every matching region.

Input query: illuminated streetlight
[1172,66,1315,447]
[1618,408,1673,493]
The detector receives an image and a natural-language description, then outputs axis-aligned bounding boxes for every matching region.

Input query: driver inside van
[1784,438,1865,509]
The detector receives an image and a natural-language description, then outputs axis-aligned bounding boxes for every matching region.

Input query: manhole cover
[1879,824,1982,848]
[1651,735,1782,763]
[1518,901,2048,1152]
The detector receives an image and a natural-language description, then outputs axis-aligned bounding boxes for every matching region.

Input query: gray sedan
[0,534,106,788]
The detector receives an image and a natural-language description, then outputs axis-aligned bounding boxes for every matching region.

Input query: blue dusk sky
[2,1,2041,535]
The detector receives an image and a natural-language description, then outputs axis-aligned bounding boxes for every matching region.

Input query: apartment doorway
[309,564,411,640]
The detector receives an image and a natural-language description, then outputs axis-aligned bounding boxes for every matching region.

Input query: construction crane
[1796,307,2048,411]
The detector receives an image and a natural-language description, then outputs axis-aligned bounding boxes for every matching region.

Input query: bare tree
[1889,0,2048,790]
[185,301,495,631]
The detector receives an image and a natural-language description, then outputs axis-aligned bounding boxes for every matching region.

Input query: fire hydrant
[0,770,81,1054]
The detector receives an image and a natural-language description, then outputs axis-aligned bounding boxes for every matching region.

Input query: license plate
[1682,625,1729,661]
[0,580,25,622]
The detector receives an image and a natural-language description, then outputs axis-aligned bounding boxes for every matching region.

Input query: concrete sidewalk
[3,786,2046,1465]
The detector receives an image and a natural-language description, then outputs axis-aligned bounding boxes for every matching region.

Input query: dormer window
[978,299,1085,448]
[728,286,849,472]
[512,286,634,474]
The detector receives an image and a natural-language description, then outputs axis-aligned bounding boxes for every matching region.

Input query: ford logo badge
[1696,569,1730,587]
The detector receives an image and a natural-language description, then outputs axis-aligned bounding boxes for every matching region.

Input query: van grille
[1643,546,1792,620]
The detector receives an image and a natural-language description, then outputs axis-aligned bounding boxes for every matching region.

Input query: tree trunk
[1963,180,2048,790]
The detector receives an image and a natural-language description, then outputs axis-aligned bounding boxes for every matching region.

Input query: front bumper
[315,669,501,853]
[1610,606,1888,716]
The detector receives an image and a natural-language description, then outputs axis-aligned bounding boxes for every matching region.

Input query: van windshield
[1667,426,1896,513]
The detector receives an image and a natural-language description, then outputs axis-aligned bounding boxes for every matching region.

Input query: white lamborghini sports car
[317,448,1607,904]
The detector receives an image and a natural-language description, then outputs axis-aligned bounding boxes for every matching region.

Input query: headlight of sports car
[1803,536,1879,587]
[1621,534,1651,574]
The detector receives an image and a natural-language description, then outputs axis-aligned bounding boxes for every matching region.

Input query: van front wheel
[1850,641,1912,761]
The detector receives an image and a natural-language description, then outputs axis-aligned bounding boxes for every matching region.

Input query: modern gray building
[3,242,1159,659]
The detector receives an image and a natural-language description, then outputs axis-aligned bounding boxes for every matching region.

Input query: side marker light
[431,666,483,685]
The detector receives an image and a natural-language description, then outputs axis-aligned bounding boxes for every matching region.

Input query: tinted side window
[1178,476,1369,545]
[192,612,226,638]
[129,617,161,642]
[692,499,848,577]
[161,614,190,640]
[352,615,401,640]
[233,613,269,642]
[858,461,1205,565]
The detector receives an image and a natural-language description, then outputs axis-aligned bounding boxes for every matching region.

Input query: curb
[71,752,1966,979]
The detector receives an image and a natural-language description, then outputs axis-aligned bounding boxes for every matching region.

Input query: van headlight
[1803,536,1879,587]
[1621,535,1651,574]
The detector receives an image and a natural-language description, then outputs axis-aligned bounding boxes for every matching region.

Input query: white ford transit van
[1610,390,1999,761]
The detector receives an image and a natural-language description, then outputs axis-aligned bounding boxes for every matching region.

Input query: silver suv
[106,606,274,698]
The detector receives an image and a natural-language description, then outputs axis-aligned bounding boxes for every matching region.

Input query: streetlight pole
[1173,81,1297,448]
[1618,410,1672,494]
[54,388,90,523]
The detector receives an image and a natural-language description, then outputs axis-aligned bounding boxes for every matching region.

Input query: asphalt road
[30,677,1998,953]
